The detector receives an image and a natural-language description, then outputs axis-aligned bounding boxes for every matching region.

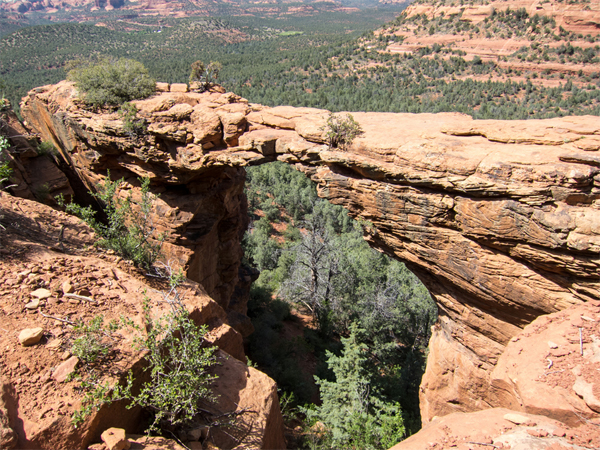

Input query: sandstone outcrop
[393,299,600,449]
[1,102,73,204]
[391,407,600,450]
[379,0,600,88]
[20,81,600,442]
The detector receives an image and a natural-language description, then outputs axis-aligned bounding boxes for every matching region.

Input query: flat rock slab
[52,356,79,383]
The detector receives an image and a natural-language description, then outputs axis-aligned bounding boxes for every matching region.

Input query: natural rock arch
[21,81,600,423]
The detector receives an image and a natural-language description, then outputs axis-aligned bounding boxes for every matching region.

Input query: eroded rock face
[21,83,248,312]
[21,81,600,427]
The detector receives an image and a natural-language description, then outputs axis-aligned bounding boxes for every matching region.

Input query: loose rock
[25,298,40,310]
[30,288,52,299]
[101,428,130,450]
[18,327,44,346]
[52,356,79,383]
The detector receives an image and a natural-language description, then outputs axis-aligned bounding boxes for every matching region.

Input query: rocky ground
[0,191,284,449]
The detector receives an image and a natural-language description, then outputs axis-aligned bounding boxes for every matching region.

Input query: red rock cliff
[21,81,600,428]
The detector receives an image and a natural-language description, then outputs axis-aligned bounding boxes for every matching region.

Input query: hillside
[376,0,600,87]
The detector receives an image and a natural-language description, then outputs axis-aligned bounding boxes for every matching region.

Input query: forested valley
[243,162,437,448]
[1,4,599,118]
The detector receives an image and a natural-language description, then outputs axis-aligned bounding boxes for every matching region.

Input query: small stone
[77,288,91,297]
[27,273,39,282]
[101,427,130,450]
[581,315,595,322]
[503,413,536,426]
[25,298,40,310]
[548,341,559,349]
[62,281,74,294]
[46,338,62,349]
[53,356,79,382]
[552,427,567,437]
[526,429,548,437]
[188,442,203,450]
[60,350,71,360]
[31,288,52,299]
[19,327,44,346]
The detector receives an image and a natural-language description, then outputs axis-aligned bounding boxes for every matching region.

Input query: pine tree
[304,323,405,449]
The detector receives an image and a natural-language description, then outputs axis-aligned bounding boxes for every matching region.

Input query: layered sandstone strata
[21,81,600,427]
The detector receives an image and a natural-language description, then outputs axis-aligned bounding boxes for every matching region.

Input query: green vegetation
[244,162,437,445]
[1,8,598,118]
[0,136,12,188]
[122,291,218,433]
[304,325,405,449]
[323,113,363,150]
[118,102,147,137]
[59,174,164,270]
[71,280,218,434]
[67,57,155,108]
[71,315,120,365]
[0,11,400,111]
[189,60,222,91]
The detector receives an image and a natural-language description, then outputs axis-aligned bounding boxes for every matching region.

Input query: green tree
[304,324,405,449]
[322,113,363,150]
[67,57,155,108]
[189,60,223,92]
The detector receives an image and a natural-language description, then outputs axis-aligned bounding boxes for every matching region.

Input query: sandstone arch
[21,81,600,423]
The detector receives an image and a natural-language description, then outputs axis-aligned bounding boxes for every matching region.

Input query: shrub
[71,315,120,365]
[0,136,12,193]
[125,292,218,432]
[36,141,58,157]
[322,113,363,150]
[67,57,156,108]
[189,60,222,92]
[59,174,163,270]
[118,102,147,137]
[71,276,218,433]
